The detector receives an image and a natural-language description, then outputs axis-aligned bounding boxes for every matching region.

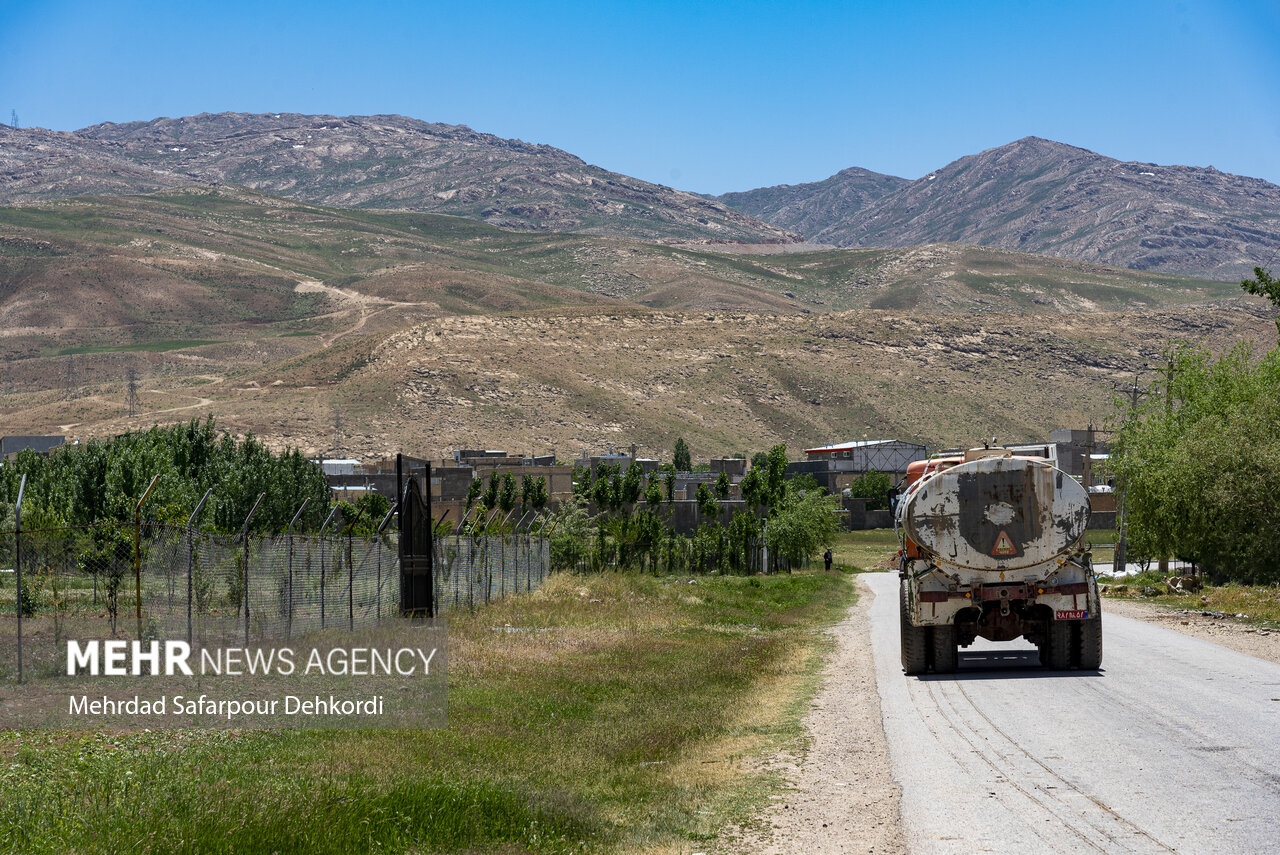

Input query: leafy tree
[740,468,765,510]
[1241,267,1280,333]
[1109,341,1280,583]
[695,482,719,518]
[465,477,483,511]
[572,466,592,502]
[592,463,619,512]
[621,462,644,505]
[673,437,692,472]
[521,474,549,513]
[664,469,676,503]
[645,478,663,506]
[765,489,841,571]
[848,470,892,510]
[714,471,731,500]
[0,418,328,534]
[483,471,500,511]
[548,499,593,571]
[498,472,518,514]
[763,445,790,506]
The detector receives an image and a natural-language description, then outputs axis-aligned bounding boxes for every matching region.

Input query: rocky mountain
[712,167,907,238]
[718,138,1280,280]
[0,113,798,244]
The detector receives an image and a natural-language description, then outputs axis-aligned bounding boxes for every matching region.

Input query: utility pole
[1158,359,1175,573]
[1114,373,1146,576]
[9,110,17,129]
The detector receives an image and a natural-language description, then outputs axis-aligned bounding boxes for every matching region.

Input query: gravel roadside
[734,574,905,855]
[1102,597,1280,665]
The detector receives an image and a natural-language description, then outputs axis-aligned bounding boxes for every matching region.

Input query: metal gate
[397,453,435,617]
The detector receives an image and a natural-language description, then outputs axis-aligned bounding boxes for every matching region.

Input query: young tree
[645,477,664,506]
[466,476,483,511]
[483,471,500,510]
[740,467,765,511]
[695,482,718,519]
[621,461,644,505]
[529,476,550,512]
[673,437,692,472]
[498,472,518,514]
[714,470,731,500]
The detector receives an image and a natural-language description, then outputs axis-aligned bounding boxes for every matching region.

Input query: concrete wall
[843,497,893,530]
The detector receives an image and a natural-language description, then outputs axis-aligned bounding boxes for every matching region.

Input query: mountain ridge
[0,112,799,245]
[715,136,1280,280]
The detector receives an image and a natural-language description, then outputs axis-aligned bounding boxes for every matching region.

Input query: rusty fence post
[240,493,266,645]
[186,488,213,647]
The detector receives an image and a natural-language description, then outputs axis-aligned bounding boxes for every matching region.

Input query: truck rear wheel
[931,624,958,673]
[900,582,929,675]
[1046,620,1072,670]
[1075,614,1103,670]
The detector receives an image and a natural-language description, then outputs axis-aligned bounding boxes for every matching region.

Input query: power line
[9,110,17,129]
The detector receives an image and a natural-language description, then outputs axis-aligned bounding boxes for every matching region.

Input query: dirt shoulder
[734,575,905,855]
[1102,597,1280,665]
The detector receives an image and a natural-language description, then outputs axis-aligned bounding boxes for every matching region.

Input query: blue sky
[2,0,1278,194]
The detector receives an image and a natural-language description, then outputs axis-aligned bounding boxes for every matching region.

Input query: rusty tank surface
[896,452,1101,675]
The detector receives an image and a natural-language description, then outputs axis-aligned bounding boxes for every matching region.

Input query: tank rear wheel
[931,624,958,673]
[900,582,929,675]
[1046,619,1072,670]
[1075,614,1103,670]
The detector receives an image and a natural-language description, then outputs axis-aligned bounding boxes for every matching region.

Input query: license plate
[1055,610,1089,620]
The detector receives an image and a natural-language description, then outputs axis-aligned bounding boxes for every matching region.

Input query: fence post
[319,506,340,630]
[286,498,310,640]
[186,489,213,647]
[134,475,161,640]
[377,503,397,621]
[14,475,26,684]
[339,504,367,632]
[240,493,266,645]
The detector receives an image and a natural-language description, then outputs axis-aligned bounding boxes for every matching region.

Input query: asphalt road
[865,571,1280,854]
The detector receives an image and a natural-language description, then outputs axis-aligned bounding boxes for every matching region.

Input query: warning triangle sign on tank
[991,530,1017,557]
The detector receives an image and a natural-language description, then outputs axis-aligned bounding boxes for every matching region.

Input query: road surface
[865,571,1280,854]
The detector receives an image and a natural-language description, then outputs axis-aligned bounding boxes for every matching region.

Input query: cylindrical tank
[902,456,1090,572]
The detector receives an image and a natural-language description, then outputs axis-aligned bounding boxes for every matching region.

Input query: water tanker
[896,449,1101,674]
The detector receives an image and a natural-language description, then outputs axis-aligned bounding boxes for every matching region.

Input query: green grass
[830,528,900,571]
[55,339,224,356]
[0,569,857,854]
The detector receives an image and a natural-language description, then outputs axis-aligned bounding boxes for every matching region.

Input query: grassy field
[1099,571,1280,629]
[0,568,858,854]
[828,528,900,572]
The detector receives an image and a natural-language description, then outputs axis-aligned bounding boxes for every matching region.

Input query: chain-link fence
[1,521,550,682]
[433,533,551,612]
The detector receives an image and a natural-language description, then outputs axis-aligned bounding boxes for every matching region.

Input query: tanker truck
[896,449,1101,674]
